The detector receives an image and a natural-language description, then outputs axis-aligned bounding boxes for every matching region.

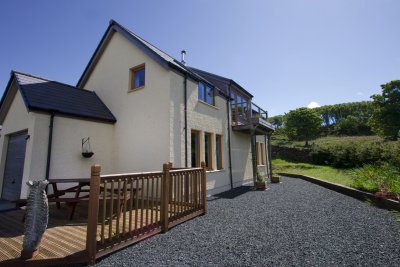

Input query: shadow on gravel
[209,186,254,201]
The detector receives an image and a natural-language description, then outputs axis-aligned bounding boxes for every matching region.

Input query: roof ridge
[12,70,96,95]
[110,20,180,67]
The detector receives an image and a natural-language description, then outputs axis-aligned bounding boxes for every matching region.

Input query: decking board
[0,203,161,266]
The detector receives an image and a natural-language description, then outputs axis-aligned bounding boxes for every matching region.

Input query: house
[0,20,274,201]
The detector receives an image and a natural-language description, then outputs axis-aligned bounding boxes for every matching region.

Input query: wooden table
[16,178,139,220]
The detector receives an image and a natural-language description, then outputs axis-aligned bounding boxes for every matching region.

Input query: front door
[2,131,28,201]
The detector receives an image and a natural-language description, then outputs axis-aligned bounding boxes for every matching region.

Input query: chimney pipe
[181,50,186,65]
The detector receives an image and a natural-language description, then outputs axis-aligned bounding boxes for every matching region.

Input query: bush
[351,164,400,200]
[310,140,399,168]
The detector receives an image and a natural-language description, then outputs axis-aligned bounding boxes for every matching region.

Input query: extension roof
[0,71,116,124]
[188,67,253,98]
[77,20,254,99]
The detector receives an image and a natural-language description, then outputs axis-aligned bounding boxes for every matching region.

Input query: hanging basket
[82,152,94,158]
[81,137,94,158]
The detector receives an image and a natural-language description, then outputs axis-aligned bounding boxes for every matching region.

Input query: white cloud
[307,101,321,109]
[357,91,364,96]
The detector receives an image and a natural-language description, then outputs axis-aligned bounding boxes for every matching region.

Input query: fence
[85,162,207,264]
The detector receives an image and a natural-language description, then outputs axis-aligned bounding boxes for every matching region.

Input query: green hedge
[310,140,400,168]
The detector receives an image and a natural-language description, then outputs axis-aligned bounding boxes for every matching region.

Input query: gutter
[45,112,55,180]
[184,74,188,167]
[227,84,233,189]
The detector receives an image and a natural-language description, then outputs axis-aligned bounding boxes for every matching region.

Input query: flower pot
[271,176,281,183]
[256,181,266,190]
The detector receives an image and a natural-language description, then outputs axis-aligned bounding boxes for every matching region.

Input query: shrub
[310,140,399,168]
[351,164,400,199]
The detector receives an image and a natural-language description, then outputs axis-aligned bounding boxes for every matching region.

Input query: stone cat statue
[21,180,49,259]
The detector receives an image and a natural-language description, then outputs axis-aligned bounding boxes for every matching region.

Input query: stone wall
[271,145,312,163]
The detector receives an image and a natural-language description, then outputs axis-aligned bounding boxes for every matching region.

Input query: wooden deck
[0,203,160,266]
[0,163,207,266]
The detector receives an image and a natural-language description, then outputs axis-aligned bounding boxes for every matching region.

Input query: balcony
[231,102,274,134]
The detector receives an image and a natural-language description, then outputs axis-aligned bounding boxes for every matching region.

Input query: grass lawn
[272,158,354,187]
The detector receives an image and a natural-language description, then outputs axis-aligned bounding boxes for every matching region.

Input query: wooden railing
[231,101,268,127]
[85,162,207,264]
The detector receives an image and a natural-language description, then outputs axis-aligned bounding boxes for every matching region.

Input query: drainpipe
[184,74,188,167]
[251,129,257,185]
[226,96,233,189]
[267,132,273,180]
[264,134,270,182]
[45,112,55,180]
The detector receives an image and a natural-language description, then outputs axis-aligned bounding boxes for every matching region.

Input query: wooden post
[86,165,101,265]
[201,161,207,214]
[193,170,198,208]
[161,163,170,233]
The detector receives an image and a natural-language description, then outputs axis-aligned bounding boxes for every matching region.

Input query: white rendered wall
[83,31,171,173]
[49,116,115,178]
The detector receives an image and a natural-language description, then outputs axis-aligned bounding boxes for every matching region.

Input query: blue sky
[1,0,399,116]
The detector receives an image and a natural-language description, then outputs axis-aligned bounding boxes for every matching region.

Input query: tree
[285,107,322,146]
[267,115,284,129]
[369,80,400,140]
[334,115,360,135]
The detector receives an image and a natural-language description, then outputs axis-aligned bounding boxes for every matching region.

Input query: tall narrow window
[191,130,200,167]
[204,132,213,170]
[216,134,223,170]
[130,64,145,90]
[198,82,214,105]
[256,142,265,165]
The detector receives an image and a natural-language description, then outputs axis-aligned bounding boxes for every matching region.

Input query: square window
[198,82,214,106]
[130,64,145,90]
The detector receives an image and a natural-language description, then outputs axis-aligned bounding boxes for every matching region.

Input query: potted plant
[256,170,267,190]
[271,173,281,183]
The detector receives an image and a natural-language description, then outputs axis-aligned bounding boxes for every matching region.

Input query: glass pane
[191,132,198,167]
[198,82,205,101]
[205,134,210,168]
[216,135,222,169]
[205,86,214,105]
[134,68,145,88]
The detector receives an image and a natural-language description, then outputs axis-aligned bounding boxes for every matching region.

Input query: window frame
[216,134,223,170]
[204,132,213,170]
[198,81,215,106]
[191,130,201,168]
[129,63,145,91]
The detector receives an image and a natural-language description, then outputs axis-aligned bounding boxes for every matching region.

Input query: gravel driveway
[95,177,400,267]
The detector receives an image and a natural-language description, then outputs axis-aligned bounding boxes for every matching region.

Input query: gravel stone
[95,177,400,267]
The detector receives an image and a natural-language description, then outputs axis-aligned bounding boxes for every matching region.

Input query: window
[256,142,266,165]
[130,64,145,90]
[204,132,213,170]
[216,134,223,170]
[191,130,200,167]
[198,82,214,105]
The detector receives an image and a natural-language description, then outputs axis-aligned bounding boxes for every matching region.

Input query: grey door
[2,131,28,200]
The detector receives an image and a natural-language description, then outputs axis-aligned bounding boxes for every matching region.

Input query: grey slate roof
[189,67,254,98]
[11,71,116,123]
